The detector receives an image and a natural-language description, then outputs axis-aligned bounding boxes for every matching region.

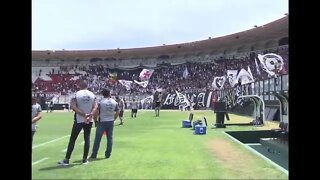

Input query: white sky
[32,0,288,50]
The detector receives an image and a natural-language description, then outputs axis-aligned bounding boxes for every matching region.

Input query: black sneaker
[57,159,69,166]
[105,155,111,159]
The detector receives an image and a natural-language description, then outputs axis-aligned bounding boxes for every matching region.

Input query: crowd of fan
[32,46,288,96]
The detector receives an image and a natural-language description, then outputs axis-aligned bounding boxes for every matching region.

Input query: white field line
[33,131,84,149]
[32,157,49,166]
[223,132,288,175]
[33,135,70,149]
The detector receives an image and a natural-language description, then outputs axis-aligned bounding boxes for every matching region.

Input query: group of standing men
[32,80,163,165]
[57,80,120,165]
[32,80,121,165]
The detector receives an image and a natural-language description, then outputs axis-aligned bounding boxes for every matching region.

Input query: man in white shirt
[90,89,119,159]
[58,80,98,165]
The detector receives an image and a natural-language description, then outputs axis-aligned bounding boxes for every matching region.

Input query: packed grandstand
[32,16,288,112]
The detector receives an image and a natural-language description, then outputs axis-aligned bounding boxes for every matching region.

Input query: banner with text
[161,91,212,109]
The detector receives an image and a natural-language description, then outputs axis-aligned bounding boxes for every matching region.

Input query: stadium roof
[32,16,288,61]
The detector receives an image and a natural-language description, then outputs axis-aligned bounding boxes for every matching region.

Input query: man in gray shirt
[90,89,119,159]
[58,80,98,165]
[32,97,42,145]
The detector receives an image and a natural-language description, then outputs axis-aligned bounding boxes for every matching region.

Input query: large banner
[217,83,252,109]
[162,91,212,109]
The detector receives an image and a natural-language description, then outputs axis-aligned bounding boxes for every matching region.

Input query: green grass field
[32,110,288,179]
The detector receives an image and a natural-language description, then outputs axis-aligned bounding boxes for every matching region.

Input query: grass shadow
[87,157,106,162]
[39,158,98,171]
[39,163,80,171]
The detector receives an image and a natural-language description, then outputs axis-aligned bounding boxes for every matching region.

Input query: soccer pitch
[32,110,288,179]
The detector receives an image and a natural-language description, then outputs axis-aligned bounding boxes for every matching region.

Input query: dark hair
[102,89,110,97]
[79,80,88,89]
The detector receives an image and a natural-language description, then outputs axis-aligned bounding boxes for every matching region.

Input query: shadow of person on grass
[86,157,106,162]
[39,158,108,171]
[70,158,106,164]
[39,160,83,171]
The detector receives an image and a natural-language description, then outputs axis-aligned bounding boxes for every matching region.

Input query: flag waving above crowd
[139,69,154,81]
[212,76,226,90]
[236,67,254,85]
[134,80,149,88]
[118,80,133,90]
[256,53,284,77]
[227,70,238,87]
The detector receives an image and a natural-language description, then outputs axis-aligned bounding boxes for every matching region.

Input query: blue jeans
[91,121,114,157]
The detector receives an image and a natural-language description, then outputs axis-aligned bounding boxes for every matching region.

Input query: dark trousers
[131,109,137,117]
[65,122,93,160]
[91,121,114,157]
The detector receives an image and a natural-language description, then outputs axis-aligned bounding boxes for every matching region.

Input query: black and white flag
[134,80,149,88]
[257,53,284,77]
[118,80,133,90]
[227,70,238,87]
[236,67,254,85]
[212,76,226,90]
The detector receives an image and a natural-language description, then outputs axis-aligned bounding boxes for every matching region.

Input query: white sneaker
[57,159,69,166]
[82,159,89,165]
